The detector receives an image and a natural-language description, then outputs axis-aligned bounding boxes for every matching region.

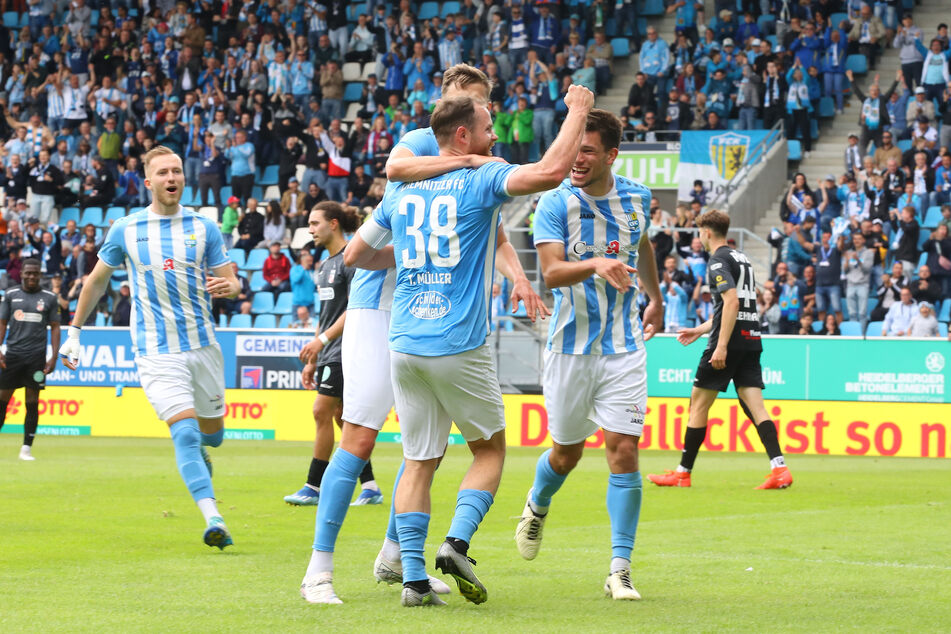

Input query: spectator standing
[778,270,806,334]
[221,197,240,251]
[893,14,924,89]
[844,232,874,332]
[290,250,316,314]
[849,4,886,69]
[27,149,61,225]
[638,27,668,108]
[889,205,920,283]
[510,97,534,165]
[921,224,951,297]
[848,69,899,157]
[234,199,264,254]
[225,129,255,204]
[913,37,951,103]
[822,28,848,113]
[815,231,845,323]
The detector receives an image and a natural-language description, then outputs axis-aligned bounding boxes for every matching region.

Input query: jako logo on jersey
[241,366,263,388]
[163,258,174,271]
[571,241,636,256]
[185,234,197,248]
[409,291,451,320]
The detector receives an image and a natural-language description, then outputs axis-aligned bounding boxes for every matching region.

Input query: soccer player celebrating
[647,209,793,490]
[283,202,384,507]
[347,84,595,607]
[0,259,61,460]
[297,64,544,605]
[514,109,663,601]
[59,146,242,548]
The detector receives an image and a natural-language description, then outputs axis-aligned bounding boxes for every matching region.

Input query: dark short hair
[585,109,622,151]
[22,257,41,269]
[431,96,478,145]
[697,209,731,237]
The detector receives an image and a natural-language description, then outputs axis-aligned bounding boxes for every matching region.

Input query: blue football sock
[606,471,642,562]
[395,512,430,584]
[313,448,366,552]
[385,460,406,544]
[446,489,494,544]
[170,418,214,503]
[530,449,568,511]
[201,428,224,447]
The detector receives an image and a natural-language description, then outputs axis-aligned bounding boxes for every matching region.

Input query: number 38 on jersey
[398,194,461,268]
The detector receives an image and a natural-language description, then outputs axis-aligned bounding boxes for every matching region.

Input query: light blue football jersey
[369,161,519,356]
[533,176,652,355]
[348,128,440,310]
[98,206,229,357]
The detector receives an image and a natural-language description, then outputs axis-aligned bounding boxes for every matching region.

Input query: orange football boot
[647,470,691,487]
[755,466,793,489]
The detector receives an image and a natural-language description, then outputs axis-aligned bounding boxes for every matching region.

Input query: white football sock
[381,537,401,562]
[610,557,630,574]
[306,549,334,576]
[197,497,220,523]
[361,479,378,491]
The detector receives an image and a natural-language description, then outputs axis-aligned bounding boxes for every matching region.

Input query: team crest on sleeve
[185,234,198,248]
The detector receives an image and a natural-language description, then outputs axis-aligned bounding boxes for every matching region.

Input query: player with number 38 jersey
[369,164,517,355]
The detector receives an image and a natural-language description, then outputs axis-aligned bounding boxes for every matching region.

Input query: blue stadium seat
[254,314,277,328]
[728,119,742,131]
[811,321,822,333]
[513,303,528,318]
[757,14,776,35]
[923,206,943,228]
[251,293,275,314]
[766,34,777,47]
[229,314,252,329]
[839,321,863,336]
[829,12,849,28]
[219,313,228,328]
[220,185,233,202]
[244,248,269,271]
[605,18,617,38]
[917,251,929,270]
[273,292,294,315]
[103,207,126,227]
[866,320,884,336]
[251,185,265,201]
[819,97,835,118]
[3,12,18,28]
[343,82,364,103]
[441,1,460,18]
[897,139,913,152]
[640,0,664,16]
[279,314,296,328]
[95,313,107,327]
[868,296,879,317]
[59,206,80,225]
[79,207,103,227]
[917,230,929,251]
[418,1,439,21]
[18,12,27,28]
[228,249,246,268]
[939,301,950,322]
[258,165,279,186]
[249,271,268,292]
[637,17,647,37]
[940,323,949,337]
[810,118,819,141]
[787,140,802,161]
[846,54,867,75]
[314,293,321,314]
[610,38,630,58]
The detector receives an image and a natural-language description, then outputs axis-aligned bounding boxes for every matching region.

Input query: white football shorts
[136,344,226,421]
[390,344,506,461]
[542,348,647,445]
[341,308,394,430]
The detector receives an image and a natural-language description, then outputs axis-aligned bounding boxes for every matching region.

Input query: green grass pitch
[1,436,949,632]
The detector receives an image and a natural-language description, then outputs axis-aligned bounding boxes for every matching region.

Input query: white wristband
[67,325,82,339]
[318,333,330,346]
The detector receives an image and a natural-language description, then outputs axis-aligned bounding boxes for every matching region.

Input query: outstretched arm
[385,146,504,182]
[505,85,595,197]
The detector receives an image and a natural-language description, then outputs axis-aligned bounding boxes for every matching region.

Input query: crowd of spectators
[0,0,644,326]
[632,2,950,338]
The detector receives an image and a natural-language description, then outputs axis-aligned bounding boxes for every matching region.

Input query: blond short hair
[142,145,179,178]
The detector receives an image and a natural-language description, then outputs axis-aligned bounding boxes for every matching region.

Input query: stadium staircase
[746,0,948,274]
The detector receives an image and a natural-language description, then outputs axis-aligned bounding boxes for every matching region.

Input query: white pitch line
[653,551,951,572]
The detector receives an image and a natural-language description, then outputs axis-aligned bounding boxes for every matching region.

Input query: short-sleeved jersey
[0,287,59,355]
[315,249,354,365]
[98,206,229,358]
[347,128,438,311]
[533,176,651,355]
[363,162,518,356]
[707,245,762,351]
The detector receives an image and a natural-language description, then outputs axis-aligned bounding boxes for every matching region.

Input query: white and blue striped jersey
[533,176,651,355]
[98,206,229,358]
[348,127,439,311]
[363,162,518,356]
